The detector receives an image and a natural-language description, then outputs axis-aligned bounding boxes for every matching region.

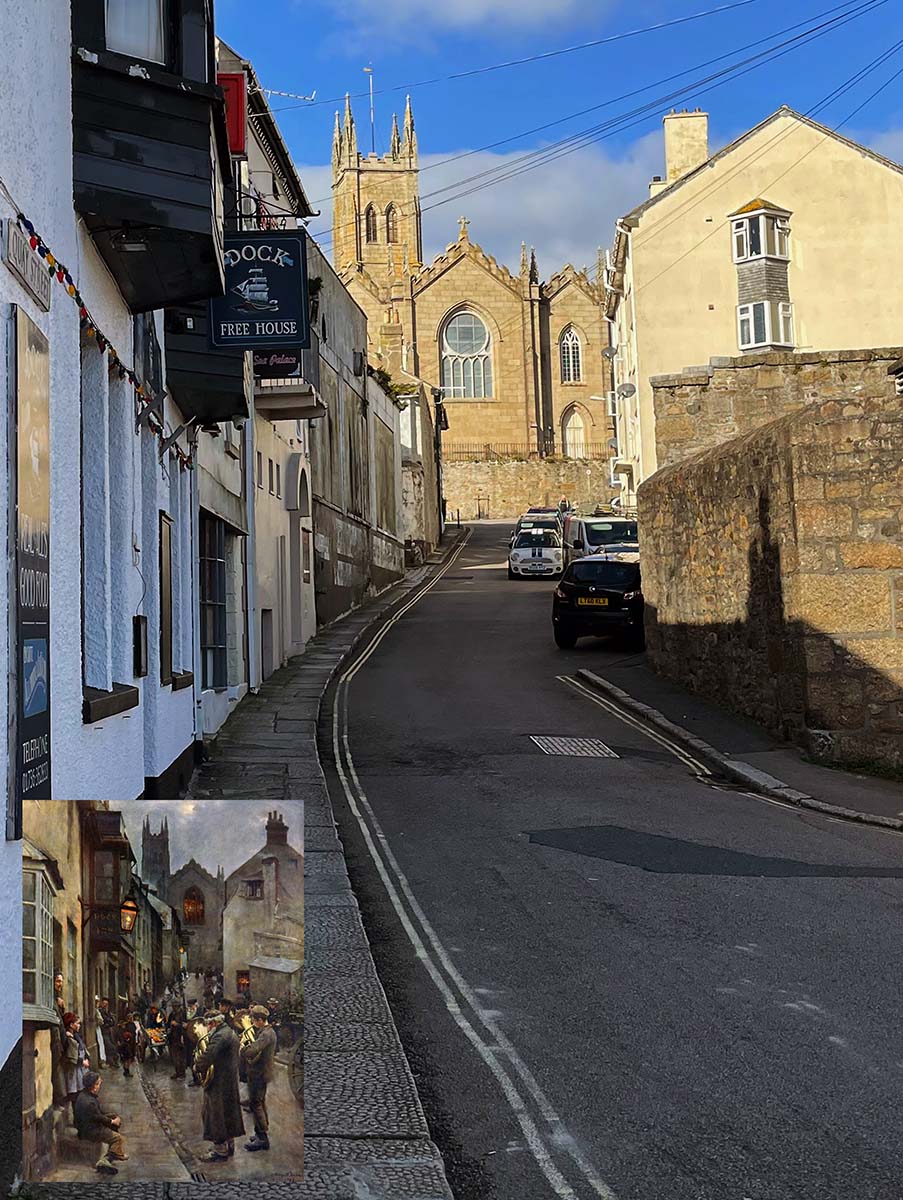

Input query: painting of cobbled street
[21,799,303,1182]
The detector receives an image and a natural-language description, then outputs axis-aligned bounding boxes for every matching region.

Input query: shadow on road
[527,825,903,877]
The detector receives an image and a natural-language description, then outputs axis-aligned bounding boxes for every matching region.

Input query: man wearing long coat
[195,1012,244,1161]
[240,1005,277,1151]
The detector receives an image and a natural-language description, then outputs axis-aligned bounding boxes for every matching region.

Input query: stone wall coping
[650,345,903,390]
[639,391,894,491]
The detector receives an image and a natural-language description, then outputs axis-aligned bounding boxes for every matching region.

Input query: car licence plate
[577,597,608,606]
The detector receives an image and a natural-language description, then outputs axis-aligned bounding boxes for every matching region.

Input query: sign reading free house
[210,230,310,350]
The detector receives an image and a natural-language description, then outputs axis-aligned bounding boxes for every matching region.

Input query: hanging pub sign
[14,308,51,803]
[209,230,310,351]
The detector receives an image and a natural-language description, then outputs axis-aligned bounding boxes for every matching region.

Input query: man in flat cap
[240,1004,277,1151]
[195,1010,244,1162]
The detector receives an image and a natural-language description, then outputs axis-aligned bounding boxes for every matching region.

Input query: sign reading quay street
[15,309,51,803]
[209,230,310,350]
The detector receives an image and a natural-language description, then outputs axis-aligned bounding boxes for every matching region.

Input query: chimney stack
[662,108,709,185]
[265,811,289,846]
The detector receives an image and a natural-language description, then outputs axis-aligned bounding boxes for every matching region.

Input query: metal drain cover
[530,735,619,758]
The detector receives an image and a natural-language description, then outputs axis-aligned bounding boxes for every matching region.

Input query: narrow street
[45,1059,298,1183]
[321,522,903,1200]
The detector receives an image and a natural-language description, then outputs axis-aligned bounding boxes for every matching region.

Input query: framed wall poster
[13,307,51,806]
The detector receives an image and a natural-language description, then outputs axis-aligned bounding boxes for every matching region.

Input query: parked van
[562,515,639,565]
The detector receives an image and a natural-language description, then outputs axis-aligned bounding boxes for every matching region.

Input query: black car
[551,557,644,649]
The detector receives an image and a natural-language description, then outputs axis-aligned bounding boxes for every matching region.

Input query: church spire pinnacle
[332,109,343,168]
[402,95,417,160]
[520,241,528,276]
[390,113,401,160]
[342,93,357,161]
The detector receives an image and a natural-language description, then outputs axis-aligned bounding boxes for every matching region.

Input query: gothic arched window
[441,311,493,399]
[364,205,378,243]
[183,887,205,925]
[559,327,583,383]
[386,205,399,244]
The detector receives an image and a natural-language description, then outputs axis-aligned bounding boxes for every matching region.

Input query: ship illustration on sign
[232,268,280,313]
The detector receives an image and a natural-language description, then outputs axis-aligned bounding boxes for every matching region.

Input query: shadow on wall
[645,489,903,774]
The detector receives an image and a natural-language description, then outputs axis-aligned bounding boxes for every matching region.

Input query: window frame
[386,205,399,244]
[159,511,173,687]
[23,864,58,1025]
[104,0,168,66]
[364,205,378,244]
[199,512,227,691]
[182,886,205,925]
[440,311,494,400]
[731,210,791,264]
[559,327,583,384]
[737,301,794,350]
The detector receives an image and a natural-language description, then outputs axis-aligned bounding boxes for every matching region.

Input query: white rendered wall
[0,4,195,799]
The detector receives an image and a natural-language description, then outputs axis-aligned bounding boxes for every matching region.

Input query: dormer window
[730,201,791,263]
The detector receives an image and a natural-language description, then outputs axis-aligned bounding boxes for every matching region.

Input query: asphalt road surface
[320,522,903,1200]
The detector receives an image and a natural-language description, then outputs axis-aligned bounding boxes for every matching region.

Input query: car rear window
[583,521,638,546]
[568,561,640,587]
[515,531,560,549]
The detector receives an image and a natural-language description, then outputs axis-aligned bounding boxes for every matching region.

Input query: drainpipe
[244,387,259,692]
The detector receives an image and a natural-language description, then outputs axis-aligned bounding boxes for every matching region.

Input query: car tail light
[623,591,641,601]
[555,586,568,600]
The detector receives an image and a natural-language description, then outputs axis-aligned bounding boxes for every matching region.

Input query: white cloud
[300,129,663,280]
[310,0,617,47]
[866,128,903,164]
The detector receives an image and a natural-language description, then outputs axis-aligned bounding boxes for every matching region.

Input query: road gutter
[575,669,903,834]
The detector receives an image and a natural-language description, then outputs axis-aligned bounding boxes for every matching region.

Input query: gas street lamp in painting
[120,892,139,934]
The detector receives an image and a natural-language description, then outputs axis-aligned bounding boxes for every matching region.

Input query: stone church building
[141,817,225,974]
[331,98,615,489]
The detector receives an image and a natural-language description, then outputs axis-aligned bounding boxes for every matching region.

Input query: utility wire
[303,0,874,210]
[413,0,887,214]
[632,36,903,293]
[308,0,886,250]
[267,0,773,114]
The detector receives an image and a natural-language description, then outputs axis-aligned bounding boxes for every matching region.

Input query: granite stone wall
[639,388,903,772]
[443,458,618,520]
[651,346,902,467]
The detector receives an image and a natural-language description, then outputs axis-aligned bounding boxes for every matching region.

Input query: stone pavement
[39,1058,301,1186]
[41,1062,190,1183]
[194,546,460,1198]
[30,545,461,1199]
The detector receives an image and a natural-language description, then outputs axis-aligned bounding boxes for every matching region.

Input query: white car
[508,529,564,579]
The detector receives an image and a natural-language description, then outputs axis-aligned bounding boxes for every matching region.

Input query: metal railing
[443,441,611,463]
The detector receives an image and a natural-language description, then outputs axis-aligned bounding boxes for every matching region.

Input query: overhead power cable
[266,0,773,114]
[413,0,888,216]
[303,0,877,212]
[307,0,887,250]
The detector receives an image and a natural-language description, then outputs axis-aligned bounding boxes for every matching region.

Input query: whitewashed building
[0,0,235,807]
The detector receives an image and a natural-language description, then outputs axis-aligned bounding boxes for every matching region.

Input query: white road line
[330,536,619,1200]
[558,675,711,777]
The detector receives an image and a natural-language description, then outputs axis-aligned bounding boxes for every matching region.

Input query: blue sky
[217,0,903,273]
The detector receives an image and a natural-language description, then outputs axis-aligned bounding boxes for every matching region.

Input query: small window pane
[753,303,767,344]
[106,0,165,63]
[748,216,762,256]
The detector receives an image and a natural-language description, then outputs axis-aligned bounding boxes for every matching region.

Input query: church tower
[332,94,423,279]
[141,816,171,898]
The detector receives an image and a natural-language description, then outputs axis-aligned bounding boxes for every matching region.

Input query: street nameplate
[4,220,52,312]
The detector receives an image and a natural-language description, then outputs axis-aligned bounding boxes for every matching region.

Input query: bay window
[737,301,794,350]
[731,210,790,263]
[23,862,58,1024]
